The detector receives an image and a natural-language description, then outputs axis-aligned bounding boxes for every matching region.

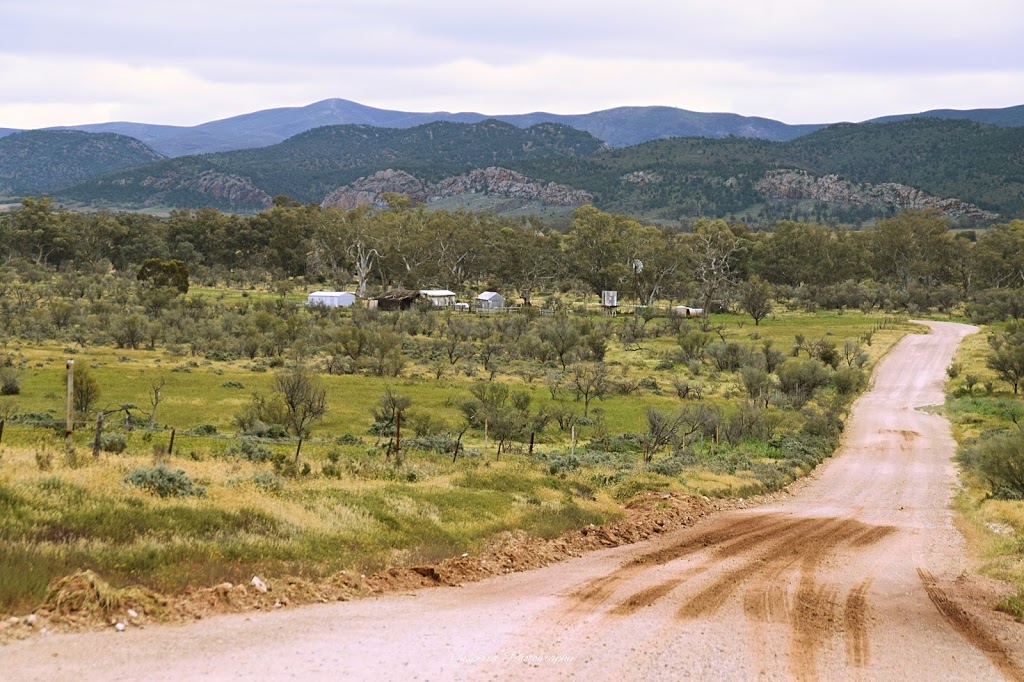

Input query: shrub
[189,424,218,436]
[0,367,21,395]
[251,472,284,493]
[832,367,866,396]
[706,342,754,372]
[12,411,56,427]
[405,435,460,453]
[225,439,273,463]
[221,380,245,389]
[125,465,206,498]
[801,407,843,439]
[336,434,362,446]
[34,445,54,471]
[100,432,128,453]
[958,432,1024,499]
[648,448,699,476]
[270,453,309,477]
[777,358,832,407]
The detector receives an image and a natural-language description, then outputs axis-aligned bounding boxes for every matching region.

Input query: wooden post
[453,430,465,464]
[294,437,303,463]
[483,416,489,452]
[92,412,104,459]
[529,432,535,456]
[0,419,5,446]
[168,428,176,456]
[570,425,576,456]
[395,412,401,460]
[65,360,74,449]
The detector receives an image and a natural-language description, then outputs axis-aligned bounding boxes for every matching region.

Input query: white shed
[420,289,457,307]
[475,291,505,310]
[673,305,704,317]
[307,291,356,307]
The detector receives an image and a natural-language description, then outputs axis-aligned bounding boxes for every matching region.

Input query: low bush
[100,432,128,453]
[251,472,284,494]
[0,367,21,395]
[225,439,273,463]
[125,465,206,498]
[958,431,1024,499]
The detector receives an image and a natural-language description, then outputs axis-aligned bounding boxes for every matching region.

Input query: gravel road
[7,320,1023,681]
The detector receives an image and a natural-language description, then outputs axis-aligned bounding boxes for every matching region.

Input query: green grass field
[0,310,915,616]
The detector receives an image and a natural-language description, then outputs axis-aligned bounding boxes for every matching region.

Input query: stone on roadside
[251,576,269,593]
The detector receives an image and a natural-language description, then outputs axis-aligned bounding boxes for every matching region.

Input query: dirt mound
[366,492,729,592]
[2,490,769,640]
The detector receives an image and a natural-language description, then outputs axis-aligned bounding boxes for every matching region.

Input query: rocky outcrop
[136,170,273,208]
[321,166,592,210]
[321,169,426,209]
[755,169,999,222]
[621,170,662,186]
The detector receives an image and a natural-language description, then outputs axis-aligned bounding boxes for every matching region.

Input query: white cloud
[1,0,1023,128]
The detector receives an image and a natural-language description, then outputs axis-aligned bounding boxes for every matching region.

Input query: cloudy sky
[2,0,1022,129]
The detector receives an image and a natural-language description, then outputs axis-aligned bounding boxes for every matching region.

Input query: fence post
[65,359,74,449]
[294,437,303,463]
[92,412,104,459]
[395,412,401,460]
[168,428,176,457]
[0,419,5,446]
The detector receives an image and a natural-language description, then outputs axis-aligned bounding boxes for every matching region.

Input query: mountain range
[3,99,1024,226]
[1,98,1023,157]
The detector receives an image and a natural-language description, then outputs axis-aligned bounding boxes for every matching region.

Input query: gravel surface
[7,320,1024,681]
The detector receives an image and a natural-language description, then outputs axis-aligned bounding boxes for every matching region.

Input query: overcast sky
[2,0,1022,129]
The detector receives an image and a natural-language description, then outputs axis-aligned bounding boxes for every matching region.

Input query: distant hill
[870,104,1024,128]
[0,129,17,140]
[60,119,606,210]
[495,107,824,147]
[4,115,1023,224]
[46,99,822,156]
[0,130,164,196]
[0,97,1019,157]
[511,118,1024,222]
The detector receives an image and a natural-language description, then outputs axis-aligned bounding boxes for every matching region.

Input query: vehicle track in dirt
[7,320,1024,681]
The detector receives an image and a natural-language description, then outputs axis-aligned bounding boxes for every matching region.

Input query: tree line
[2,197,1024,320]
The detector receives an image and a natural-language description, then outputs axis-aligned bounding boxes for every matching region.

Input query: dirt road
[7,320,1023,681]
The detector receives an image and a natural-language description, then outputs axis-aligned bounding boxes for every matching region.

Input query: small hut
[375,289,422,311]
[475,291,505,310]
[306,291,356,308]
[419,289,457,308]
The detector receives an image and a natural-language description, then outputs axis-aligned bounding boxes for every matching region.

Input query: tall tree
[689,218,737,328]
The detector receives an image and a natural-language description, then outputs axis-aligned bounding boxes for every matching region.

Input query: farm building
[375,289,422,311]
[673,306,704,317]
[306,291,356,307]
[475,291,505,310]
[420,289,457,308]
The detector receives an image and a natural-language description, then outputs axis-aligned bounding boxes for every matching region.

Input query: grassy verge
[945,323,1024,619]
